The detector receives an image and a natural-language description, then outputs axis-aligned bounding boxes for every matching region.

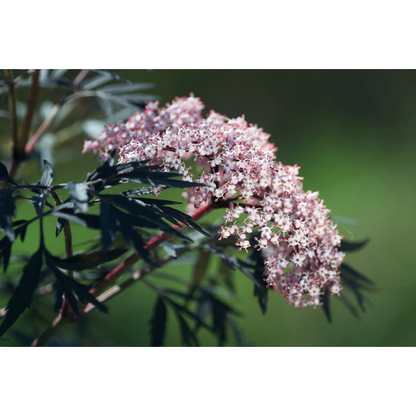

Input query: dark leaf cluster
[0,150,209,339]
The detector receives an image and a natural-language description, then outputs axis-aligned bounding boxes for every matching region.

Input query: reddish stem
[61,201,225,321]
[90,202,215,296]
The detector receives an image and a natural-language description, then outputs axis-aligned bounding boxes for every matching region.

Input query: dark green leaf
[340,263,375,313]
[50,265,80,317]
[0,235,12,272]
[175,313,199,346]
[160,242,185,259]
[49,248,128,271]
[158,206,210,237]
[149,297,167,347]
[338,293,360,318]
[248,238,268,315]
[120,187,153,197]
[0,188,16,241]
[202,244,263,290]
[52,198,74,236]
[88,70,132,86]
[39,160,54,187]
[100,201,117,252]
[114,208,154,264]
[65,182,89,213]
[340,239,369,252]
[189,250,211,298]
[30,194,48,217]
[0,246,44,337]
[320,286,332,323]
[46,252,108,315]
[103,194,192,242]
[81,73,113,90]
[340,264,375,287]
[0,163,17,186]
[48,209,100,230]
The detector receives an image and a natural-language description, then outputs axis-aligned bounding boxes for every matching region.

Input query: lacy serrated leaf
[0,246,44,337]
[46,253,108,315]
[0,188,16,241]
[175,313,199,347]
[65,182,89,213]
[189,250,211,299]
[0,162,17,186]
[49,248,128,271]
[157,206,210,237]
[320,286,332,323]
[30,193,48,217]
[149,297,167,347]
[120,187,153,197]
[340,263,375,313]
[54,198,75,237]
[160,242,185,259]
[340,238,369,252]
[340,264,375,287]
[103,194,192,242]
[202,244,263,290]
[48,209,100,229]
[114,208,154,264]
[0,235,12,272]
[248,238,268,315]
[39,160,54,187]
[100,201,117,252]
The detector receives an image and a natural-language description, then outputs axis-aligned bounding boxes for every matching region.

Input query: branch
[87,202,216,299]
[31,198,234,346]
[24,102,61,157]
[4,70,19,176]
[31,315,66,347]
[83,255,172,315]
[19,70,40,152]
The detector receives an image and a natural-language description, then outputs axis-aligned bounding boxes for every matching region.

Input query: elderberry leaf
[149,297,167,347]
[65,182,89,213]
[0,162,17,186]
[0,246,44,337]
[100,201,117,252]
[39,160,54,187]
[175,313,199,347]
[46,252,108,315]
[48,248,128,271]
[340,238,369,252]
[0,188,16,241]
[320,286,332,323]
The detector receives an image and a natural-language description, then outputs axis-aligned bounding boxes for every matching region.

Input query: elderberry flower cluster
[83,95,345,308]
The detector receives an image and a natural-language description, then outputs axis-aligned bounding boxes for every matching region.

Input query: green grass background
[1,70,415,346]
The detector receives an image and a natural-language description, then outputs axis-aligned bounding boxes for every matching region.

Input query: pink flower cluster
[83,95,345,308]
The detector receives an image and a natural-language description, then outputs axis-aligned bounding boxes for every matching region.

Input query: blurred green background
[1,70,415,346]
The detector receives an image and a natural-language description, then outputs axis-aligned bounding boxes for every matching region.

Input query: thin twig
[83,255,174,315]
[4,70,19,179]
[19,70,40,152]
[24,102,61,157]
[31,202,221,345]
[73,69,89,87]
[4,70,18,150]
[31,316,66,347]
[87,202,216,299]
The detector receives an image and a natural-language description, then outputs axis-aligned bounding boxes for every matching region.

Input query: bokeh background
[1,70,415,346]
